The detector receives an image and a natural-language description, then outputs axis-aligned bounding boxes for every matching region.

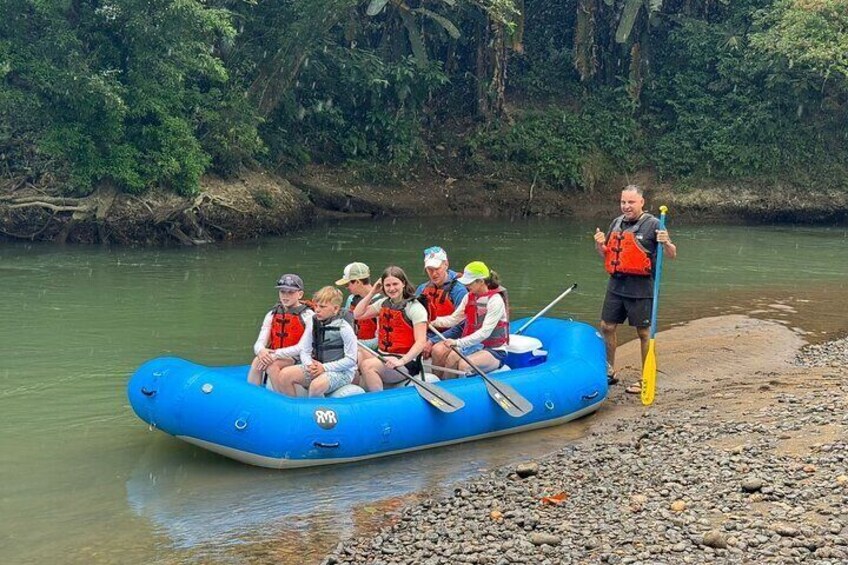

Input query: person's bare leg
[265,358,294,386]
[247,356,267,385]
[461,350,500,374]
[359,357,385,392]
[437,349,464,379]
[271,365,304,397]
[636,326,650,367]
[600,321,618,367]
[308,374,330,397]
[430,342,453,378]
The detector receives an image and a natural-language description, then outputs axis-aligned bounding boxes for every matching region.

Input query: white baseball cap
[423,246,448,269]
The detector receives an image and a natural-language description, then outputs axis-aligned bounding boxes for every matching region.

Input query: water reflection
[126,417,591,561]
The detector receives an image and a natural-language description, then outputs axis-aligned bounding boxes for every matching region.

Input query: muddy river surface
[1,218,846,564]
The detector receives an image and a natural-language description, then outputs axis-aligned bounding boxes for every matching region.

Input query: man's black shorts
[601,291,652,327]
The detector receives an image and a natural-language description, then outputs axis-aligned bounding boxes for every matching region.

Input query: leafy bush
[643,5,848,184]
[469,88,637,190]
[0,0,261,195]
[265,49,447,172]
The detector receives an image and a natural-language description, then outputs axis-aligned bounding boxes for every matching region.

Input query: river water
[1,218,846,564]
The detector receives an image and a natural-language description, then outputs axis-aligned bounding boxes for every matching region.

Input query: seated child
[247,274,313,386]
[271,286,358,397]
[336,261,382,382]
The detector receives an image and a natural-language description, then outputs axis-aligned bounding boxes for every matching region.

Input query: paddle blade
[482,377,533,418]
[641,339,657,406]
[409,378,465,413]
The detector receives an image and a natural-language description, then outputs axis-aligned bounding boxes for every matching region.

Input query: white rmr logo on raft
[314,408,338,429]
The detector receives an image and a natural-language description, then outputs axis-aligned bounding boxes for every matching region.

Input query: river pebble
[325,338,847,565]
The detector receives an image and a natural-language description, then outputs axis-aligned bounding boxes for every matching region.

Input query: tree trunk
[475,18,490,118]
[490,20,507,118]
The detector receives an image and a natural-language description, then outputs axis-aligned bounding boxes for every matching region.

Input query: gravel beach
[323,316,847,564]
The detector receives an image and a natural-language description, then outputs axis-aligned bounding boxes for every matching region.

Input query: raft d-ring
[234,418,248,430]
[544,400,555,411]
[582,391,600,401]
[141,387,157,397]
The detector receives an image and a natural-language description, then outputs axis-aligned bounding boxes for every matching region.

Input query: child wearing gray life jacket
[270,287,358,397]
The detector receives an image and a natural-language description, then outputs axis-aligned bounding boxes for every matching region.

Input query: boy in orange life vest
[270,286,358,397]
[246,274,315,386]
[354,266,429,392]
[336,261,383,383]
[415,246,468,359]
[335,262,381,341]
[593,185,676,393]
[430,261,509,378]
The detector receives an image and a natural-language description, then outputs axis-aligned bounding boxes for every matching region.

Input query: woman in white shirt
[430,261,509,378]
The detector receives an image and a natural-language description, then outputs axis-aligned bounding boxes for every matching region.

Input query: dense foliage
[1,0,846,195]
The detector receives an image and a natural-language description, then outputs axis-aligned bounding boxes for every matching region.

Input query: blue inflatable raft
[127,318,607,468]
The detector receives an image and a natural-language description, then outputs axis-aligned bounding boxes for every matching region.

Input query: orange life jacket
[349,295,378,340]
[418,278,460,321]
[377,299,417,354]
[462,287,510,348]
[269,303,311,349]
[604,214,653,276]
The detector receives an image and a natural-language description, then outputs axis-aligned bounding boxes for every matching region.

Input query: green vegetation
[1,0,847,196]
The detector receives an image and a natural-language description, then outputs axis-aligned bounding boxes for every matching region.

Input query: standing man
[415,246,468,360]
[594,185,677,393]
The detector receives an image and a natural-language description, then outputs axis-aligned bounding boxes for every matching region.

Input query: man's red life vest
[604,214,653,276]
[269,303,311,349]
[377,299,417,354]
[462,287,510,348]
[349,295,378,340]
[418,278,459,321]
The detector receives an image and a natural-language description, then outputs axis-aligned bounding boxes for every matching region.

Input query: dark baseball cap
[275,274,304,291]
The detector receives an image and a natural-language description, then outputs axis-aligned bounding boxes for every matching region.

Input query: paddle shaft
[648,208,668,339]
[426,363,469,377]
[641,206,668,406]
[514,283,577,335]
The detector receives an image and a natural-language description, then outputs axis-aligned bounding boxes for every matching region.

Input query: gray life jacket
[312,311,355,363]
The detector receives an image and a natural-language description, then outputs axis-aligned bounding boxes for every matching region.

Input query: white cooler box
[503,334,548,369]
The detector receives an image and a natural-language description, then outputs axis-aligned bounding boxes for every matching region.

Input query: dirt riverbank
[1,167,846,245]
[322,315,848,564]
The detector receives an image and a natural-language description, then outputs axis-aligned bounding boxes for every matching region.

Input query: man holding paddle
[593,185,677,394]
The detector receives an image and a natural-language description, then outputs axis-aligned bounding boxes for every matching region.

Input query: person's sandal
[625,382,642,394]
[606,363,619,385]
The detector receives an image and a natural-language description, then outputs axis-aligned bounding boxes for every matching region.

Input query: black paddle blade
[481,376,533,418]
[408,375,465,413]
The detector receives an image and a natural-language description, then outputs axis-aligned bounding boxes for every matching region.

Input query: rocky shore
[323,316,847,564]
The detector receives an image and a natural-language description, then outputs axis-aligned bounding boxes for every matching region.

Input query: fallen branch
[7,201,91,214]
[0,195,81,205]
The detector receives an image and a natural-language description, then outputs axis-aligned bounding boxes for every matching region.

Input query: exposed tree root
[0,173,315,245]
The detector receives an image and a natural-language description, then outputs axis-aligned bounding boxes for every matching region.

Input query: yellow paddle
[641,205,668,406]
